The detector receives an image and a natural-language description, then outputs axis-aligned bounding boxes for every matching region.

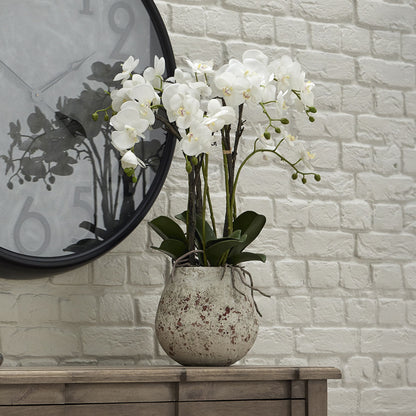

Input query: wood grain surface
[0,366,341,416]
[0,366,341,384]
[178,399,291,416]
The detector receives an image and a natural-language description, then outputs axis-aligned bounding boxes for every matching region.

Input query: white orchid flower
[109,74,147,112]
[167,68,193,85]
[111,127,143,152]
[123,73,146,89]
[216,55,272,106]
[185,59,214,76]
[269,90,288,118]
[270,55,304,93]
[241,52,269,86]
[300,80,315,107]
[110,88,131,112]
[239,50,274,104]
[214,68,250,107]
[143,56,166,88]
[110,104,149,151]
[188,81,212,98]
[260,82,277,103]
[127,84,159,125]
[242,50,269,66]
[162,83,203,129]
[121,150,146,170]
[226,60,260,101]
[292,141,316,169]
[167,72,211,98]
[203,99,236,132]
[284,133,297,147]
[107,50,318,190]
[113,56,139,83]
[181,121,213,156]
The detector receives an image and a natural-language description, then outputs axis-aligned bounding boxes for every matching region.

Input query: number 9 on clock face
[0,1,174,266]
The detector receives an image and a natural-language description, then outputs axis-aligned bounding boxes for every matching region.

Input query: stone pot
[155,266,259,366]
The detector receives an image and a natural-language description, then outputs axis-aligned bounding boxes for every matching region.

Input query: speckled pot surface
[155,266,259,366]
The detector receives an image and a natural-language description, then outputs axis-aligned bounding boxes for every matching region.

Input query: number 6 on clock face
[0,0,175,276]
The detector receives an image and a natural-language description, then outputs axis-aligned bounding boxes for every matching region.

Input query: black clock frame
[0,0,176,278]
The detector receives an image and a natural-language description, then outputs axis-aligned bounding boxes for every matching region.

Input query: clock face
[0,0,175,274]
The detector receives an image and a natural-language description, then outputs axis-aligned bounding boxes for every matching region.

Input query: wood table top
[0,366,342,384]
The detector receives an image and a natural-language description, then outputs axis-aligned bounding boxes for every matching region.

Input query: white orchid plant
[96,50,320,269]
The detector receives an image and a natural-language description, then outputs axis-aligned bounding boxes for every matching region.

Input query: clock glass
[0,0,175,273]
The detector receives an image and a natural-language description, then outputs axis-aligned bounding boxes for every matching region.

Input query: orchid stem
[202,154,217,237]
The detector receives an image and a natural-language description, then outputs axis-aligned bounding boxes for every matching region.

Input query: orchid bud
[274,127,281,134]
[92,112,99,121]
[302,177,307,184]
[263,131,271,140]
[124,167,135,177]
[314,174,321,182]
[309,116,315,122]
[291,173,298,180]
[280,118,289,125]
[104,113,109,121]
[186,161,192,173]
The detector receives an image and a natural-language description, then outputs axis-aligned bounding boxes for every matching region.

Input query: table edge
[0,366,342,384]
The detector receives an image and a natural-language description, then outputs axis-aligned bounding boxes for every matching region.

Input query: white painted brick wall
[0,1,415,414]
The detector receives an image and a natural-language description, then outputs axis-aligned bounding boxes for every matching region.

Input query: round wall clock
[0,0,175,278]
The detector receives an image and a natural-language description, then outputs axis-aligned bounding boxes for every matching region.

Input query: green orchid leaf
[205,239,244,266]
[229,211,266,257]
[233,211,266,243]
[151,239,188,260]
[229,229,243,240]
[149,216,187,244]
[228,252,267,265]
[205,230,245,249]
[175,211,217,245]
[196,218,217,243]
[174,211,187,223]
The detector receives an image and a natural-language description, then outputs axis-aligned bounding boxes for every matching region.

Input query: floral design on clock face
[0,0,173,259]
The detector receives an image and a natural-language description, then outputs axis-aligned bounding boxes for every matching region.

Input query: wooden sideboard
[0,366,341,416]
